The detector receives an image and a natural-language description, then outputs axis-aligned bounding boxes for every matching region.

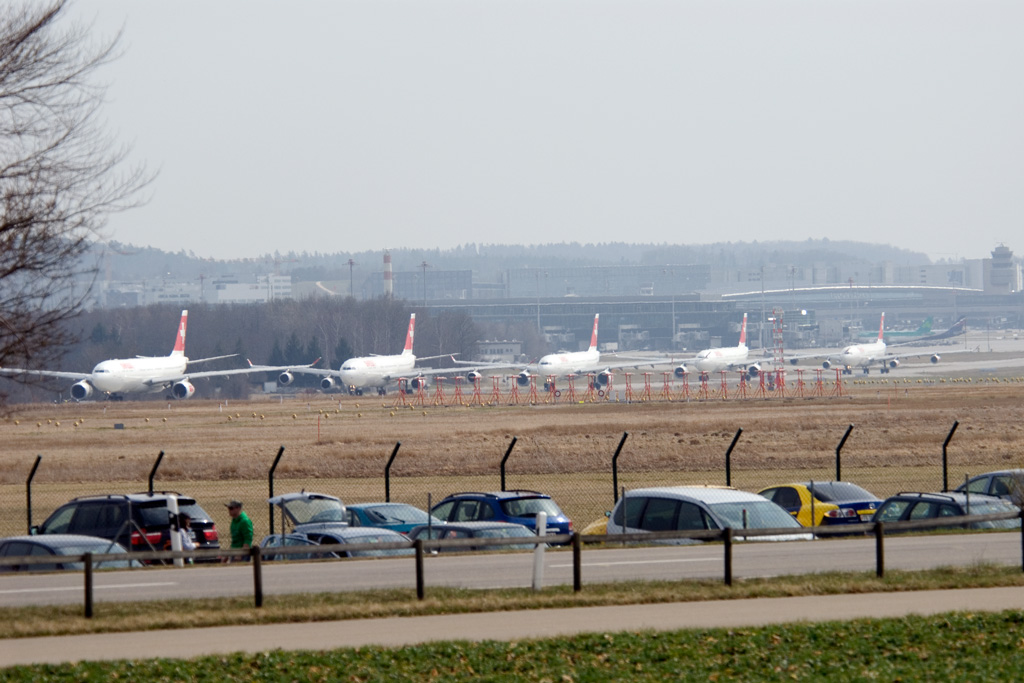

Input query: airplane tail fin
[171,310,188,357]
[402,314,415,356]
[738,313,747,347]
[878,312,885,342]
[588,314,599,352]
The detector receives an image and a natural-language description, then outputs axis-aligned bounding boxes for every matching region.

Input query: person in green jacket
[223,500,253,563]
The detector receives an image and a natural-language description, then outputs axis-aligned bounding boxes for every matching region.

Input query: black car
[872,492,1020,531]
[34,491,220,558]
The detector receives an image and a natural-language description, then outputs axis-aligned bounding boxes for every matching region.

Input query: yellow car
[757,482,882,527]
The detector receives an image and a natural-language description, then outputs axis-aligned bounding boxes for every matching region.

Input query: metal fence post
[835,424,853,481]
[723,528,733,586]
[611,432,629,503]
[268,446,285,534]
[874,521,885,578]
[84,552,94,618]
[725,429,743,487]
[942,421,960,491]
[384,442,401,502]
[500,436,518,491]
[26,455,42,533]
[252,545,263,608]
[414,538,425,600]
[572,531,582,593]
[148,451,164,494]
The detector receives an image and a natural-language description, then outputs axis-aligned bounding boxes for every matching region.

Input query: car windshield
[474,526,535,539]
[344,533,412,557]
[708,501,803,529]
[281,497,346,525]
[472,526,535,550]
[499,498,562,518]
[805,483,876,503]
[965,499,1020,528]
[361,504,431,524]
[57,541,134,569]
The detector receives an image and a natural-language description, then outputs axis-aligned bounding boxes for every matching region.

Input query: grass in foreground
[5,564,1024,639]
[6,610,1024,681]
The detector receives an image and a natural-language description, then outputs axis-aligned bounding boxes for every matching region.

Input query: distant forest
[90,239,932,285]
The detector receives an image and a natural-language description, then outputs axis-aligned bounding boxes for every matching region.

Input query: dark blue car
[430,490,572,535]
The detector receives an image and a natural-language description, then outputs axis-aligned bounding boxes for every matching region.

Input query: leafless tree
[0,1,152,394]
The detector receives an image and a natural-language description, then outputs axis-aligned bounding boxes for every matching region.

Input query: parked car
[872,492,1020,530]
[0,535,140,572]
[345,502,442,534]
[260,527,412,559]
[33,492,220,558]
[757,481,883,526]
[606,486,811,542]
[267,491,348,536]
[406,521,537,552]
[954,470,1024,502]
[429,490,572,535]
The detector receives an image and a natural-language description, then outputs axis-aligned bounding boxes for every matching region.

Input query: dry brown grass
[1,382,1023,537]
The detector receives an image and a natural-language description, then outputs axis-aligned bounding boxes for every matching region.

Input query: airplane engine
[596,370,612,386]
[822,359,833,370]
[320,376,337,390]
[278,371,295,386]
[466,370,483,383]
[70,381,93,400]
[789,358,801,366]
[930,354,941,364]
[746,363,761,378]
[516,371,531,387]
[171,380,196,399]
[409,376,428,390]
[674,365,689,378]
[888,359,900,369]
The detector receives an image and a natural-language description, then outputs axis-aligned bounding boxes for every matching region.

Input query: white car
[606,486,812,542]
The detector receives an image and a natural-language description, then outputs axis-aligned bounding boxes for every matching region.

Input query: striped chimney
[383,250,393,298]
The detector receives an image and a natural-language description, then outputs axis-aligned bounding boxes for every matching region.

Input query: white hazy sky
[68,0,1023,262]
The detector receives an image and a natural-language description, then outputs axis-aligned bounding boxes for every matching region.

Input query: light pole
[347,259,357,299]
[420,261,430,307]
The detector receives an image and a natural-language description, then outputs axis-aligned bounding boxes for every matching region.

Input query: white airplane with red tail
[276,313,455,395]
[0,310,274,400]
[673,313,763,379]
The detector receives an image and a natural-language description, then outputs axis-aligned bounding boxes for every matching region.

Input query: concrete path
[3,586,1024,667]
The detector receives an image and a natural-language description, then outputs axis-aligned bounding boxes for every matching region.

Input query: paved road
[4,586,1024,667]
[1,532,1021,607]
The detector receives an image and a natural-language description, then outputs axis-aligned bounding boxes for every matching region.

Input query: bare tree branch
[0,0,153,392]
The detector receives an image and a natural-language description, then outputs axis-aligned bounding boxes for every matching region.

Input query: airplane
[858,317,933,341]
[788,312,966,375]
[0,310,284,400]
[889,316,967,345]
[275,313,454,395]
[672,313,763,379]
[458,314,670,390]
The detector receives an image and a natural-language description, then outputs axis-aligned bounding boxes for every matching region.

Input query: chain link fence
[5,419,1021,542]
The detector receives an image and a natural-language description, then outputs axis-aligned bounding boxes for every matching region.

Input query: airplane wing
[0,368,91,381]
[185,353,239,365]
